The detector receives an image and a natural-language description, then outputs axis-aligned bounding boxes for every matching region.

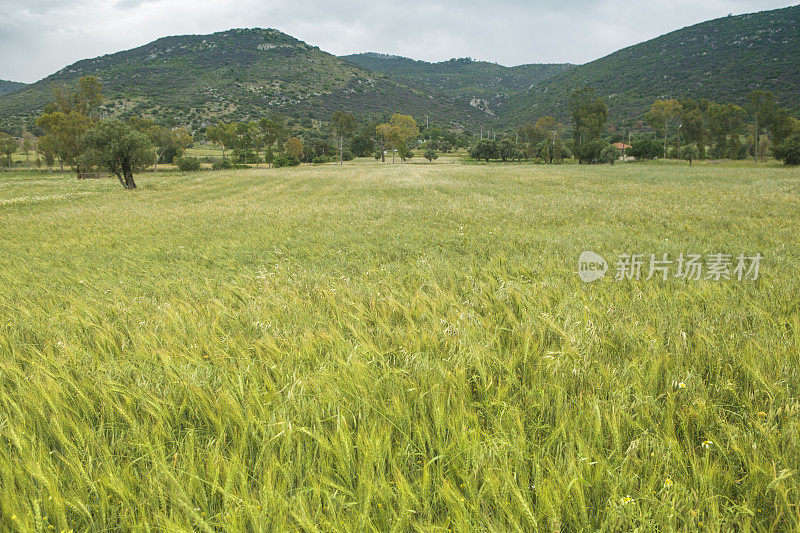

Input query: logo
[578,251,608,283]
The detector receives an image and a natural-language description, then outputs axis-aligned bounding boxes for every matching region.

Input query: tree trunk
[122,161,137,189]
[339,136,344,166]
[753,116,758,163]
[154,149,158,174]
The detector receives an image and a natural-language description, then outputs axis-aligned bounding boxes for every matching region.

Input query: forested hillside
[0,29,488,134]
[342,54,573,116]
[0,80,27,97]
[504,5,800,128]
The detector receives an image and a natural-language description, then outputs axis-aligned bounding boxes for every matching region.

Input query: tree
[48,75,102,118]
[747,91,777,162]
[0,133,16,169]
[576,139,608,164]
[600,145,621,165]
[517,123,543,160]
[131,119,194,172]
[331,111,357,165]
[469,140,499,162]
[38,135,58,171]
[772,109,800,146]
[645,99,682,159]
[498,137,523,162]
[36,77,102,177]
[424,147,438,162]
[679,106,706,152]
[569,88,608,162]
[21,131,35,171]
[36,111,93,176]
[284,137,304,160]
[81,120,152,189]
[375,123,394,162]
[233,122,257,164]
[350,123,376,158]
[773,135,800,166]
[206,122,237,160]
[627,138,663,160]
[678,144,700,166]
[376,114,419,164]
[536,139,571,163]
[258,116,287,168]
[708,103,747,159]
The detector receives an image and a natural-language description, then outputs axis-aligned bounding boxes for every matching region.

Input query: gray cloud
[0,0,796,83]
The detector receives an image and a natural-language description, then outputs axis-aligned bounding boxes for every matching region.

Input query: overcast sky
[1,0,797,83]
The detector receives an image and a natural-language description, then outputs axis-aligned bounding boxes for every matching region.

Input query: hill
[0,29,489,134]
[0,80,27,97]
[503,5,800,129]
[342,54,573,117]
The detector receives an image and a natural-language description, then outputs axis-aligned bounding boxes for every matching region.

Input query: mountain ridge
[1,5,799,134]
[0,80,27,97]
[502,4,800,128]
[341,53,574,116]
[0,28,490,133]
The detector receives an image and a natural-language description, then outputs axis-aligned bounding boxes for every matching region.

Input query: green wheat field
[1,160,799,531]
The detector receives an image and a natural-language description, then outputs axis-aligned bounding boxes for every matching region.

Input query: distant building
[612,142,633,161]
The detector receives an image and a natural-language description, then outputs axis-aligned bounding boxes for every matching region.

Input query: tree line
[465,88,800,166]
[4,76,799,186]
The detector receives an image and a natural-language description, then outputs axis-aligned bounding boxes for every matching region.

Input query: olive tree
[82,120,152,189]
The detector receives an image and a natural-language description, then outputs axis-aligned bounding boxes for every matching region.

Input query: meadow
[0,159,799,531]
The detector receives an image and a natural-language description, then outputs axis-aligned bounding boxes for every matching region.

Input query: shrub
[628,138,663,160]
[773,135,800,166]
[273,155,300,168]
[576,139,608,164]
[424,148,438,161]
[176,157,202,172]
[679,144,700,165]
[600,146,621,165]
[212,159,233,171]
[312,156,335,164]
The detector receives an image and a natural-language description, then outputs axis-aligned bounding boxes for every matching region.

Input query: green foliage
[576,138,608,164]
[0,133,16,168]
[569,88,608,162]
[679,144,700,164]
[0,29,491,133]
[599,145,621,164]
[424,148,438,161]
[349,132,376,157]
[273,154,300,167]
[211,158,233,171]
[773,135,800,165]
[176,156,202,171]
[628,138,664,160]
[503,5,800,127]
[469,139,499,162]
[0,79,27,96]
[81,119,152,188]
[343,53,573,114]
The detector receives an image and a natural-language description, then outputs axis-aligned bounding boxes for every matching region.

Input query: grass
[0,160,799,531]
